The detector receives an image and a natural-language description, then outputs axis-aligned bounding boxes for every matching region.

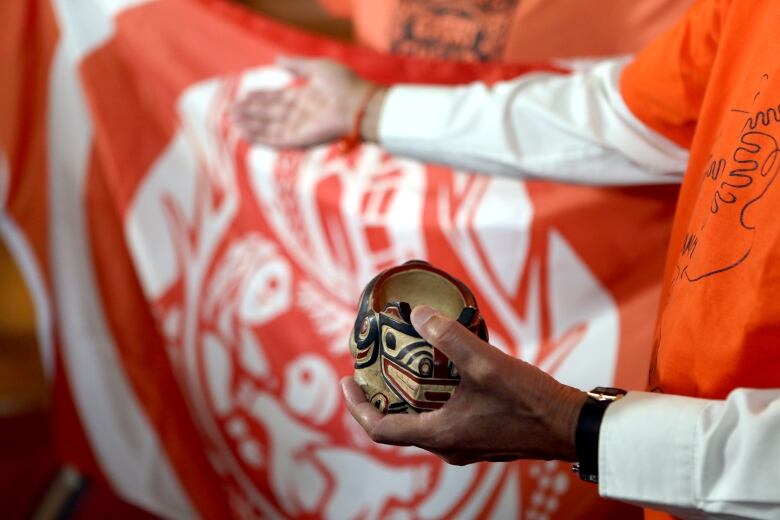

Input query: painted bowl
[349,260,488,414]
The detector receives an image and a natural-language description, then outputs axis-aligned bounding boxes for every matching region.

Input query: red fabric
[85,150,233,518]
[0,0,108,489]
[0,413,57,520]
[0,0,54,289]
[0,412,161,520]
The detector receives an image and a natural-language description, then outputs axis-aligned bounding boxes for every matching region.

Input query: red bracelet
[338,86,379,154]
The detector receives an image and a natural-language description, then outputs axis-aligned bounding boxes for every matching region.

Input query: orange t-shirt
[317,0,694,62]
[621,0,780,402]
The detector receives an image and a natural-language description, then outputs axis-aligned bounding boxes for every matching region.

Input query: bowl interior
[374,269,467,319]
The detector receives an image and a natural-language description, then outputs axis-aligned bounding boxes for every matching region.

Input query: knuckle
[468,361,496,385]
[368,429,387,444]
[368,427,386,444]
[429,422,456,451]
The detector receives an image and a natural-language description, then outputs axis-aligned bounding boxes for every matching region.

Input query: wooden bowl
[349,260,488,414]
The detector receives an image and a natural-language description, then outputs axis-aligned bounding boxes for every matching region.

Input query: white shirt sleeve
[599,389,780,519]
[378,57,689,185]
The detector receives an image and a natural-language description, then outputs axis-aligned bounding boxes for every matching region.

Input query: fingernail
[411,305,437,330]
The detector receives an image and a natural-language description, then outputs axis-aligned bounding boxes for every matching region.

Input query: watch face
[588,387,627,401]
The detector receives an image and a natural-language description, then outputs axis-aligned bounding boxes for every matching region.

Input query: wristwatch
[572,386,627,483]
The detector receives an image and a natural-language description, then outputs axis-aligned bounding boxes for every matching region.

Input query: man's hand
[231,57,382,148]
[341,305,587,465]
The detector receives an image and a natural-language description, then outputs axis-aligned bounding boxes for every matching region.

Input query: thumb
[410,305,492,380]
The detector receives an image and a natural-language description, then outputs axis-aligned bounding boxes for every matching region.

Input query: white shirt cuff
[598,391,710,510]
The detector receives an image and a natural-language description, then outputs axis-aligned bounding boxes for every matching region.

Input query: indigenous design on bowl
[349,260,489,414]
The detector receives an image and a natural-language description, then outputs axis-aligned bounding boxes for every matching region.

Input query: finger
[341,376,368,406]
[369,413,436,447]
[234,90,287,110]
[410,305,496,381]
[233,115,266,131]
[341,377,386,436]
[237,121,276,141]
[232,99,307,143]
[238,89,283,102]
[238,87,304,108]
[234,90,300,119]
[241,125,289,148]
[238,104,294,126]
[341,377,436,447]
[243,120,316,149]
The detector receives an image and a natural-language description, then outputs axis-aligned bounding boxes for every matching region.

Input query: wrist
[360,86,388,143]
[554,387,587,462]
[573,387,627,483]
[338,82,382,153]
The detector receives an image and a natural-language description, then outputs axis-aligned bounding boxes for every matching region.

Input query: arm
[235,0,724,182]
[372,0,725,181]
[600,389,780,519]
[341,307,780,520]
[233,57,688,185]
[375,58,688,185]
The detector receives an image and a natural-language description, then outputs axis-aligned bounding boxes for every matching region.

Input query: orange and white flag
[0,1,677,518]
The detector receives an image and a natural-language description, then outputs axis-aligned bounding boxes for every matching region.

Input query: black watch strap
[573,387,626,483]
